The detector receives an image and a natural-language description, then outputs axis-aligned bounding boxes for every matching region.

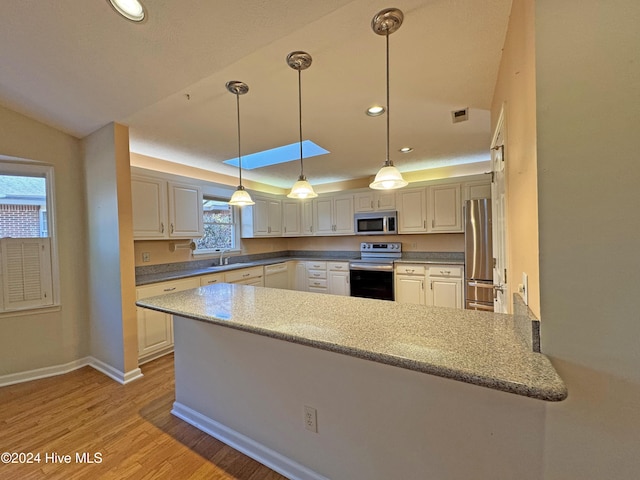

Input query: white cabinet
[241,196,282,237]
[427,183,462,233]
[264,262,290,289]
[293,261,308,291]
[301,200,314,235]
[328,261,350,296]
[463,179,492,201]
[354,191,396,212]
[224,266,264,286]
[282,200,301,236]
[396,187,427,233]
[200,272,223,286]
[132,175,203,239]
[306,260,328,293]
[313,194,354,235]
[394,264,426,305]
[426,265,463,309]
[136,277,200,363]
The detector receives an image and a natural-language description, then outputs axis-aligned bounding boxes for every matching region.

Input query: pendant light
[226,80,255,206]
[286,51,318,199]
[369,8,408,190]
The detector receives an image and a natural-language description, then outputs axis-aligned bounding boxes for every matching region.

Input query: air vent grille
[451,108,469,123]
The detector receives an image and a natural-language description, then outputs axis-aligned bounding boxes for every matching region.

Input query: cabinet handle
[430,281,433,290]
[432,219,435,228]
[423,220,426,229]
[170,223,174,234]
[207,280,218,284]
[421,281,424,290]
[407,268,414,273]
[163,287,176,292]
[377,199,380,208]
[371,201,374,208]
[242,273,250,277]
[160,222,165,233]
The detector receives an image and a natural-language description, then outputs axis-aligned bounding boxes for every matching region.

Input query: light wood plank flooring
[0,354,287,480]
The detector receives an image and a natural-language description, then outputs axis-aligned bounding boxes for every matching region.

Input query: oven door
[349,264,394,301]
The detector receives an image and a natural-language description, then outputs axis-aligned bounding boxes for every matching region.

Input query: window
[195,197,236,253]
[0,160,58,313]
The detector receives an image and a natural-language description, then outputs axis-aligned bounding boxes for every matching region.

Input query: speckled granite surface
[137,284,567,402]
[135,251,465,285]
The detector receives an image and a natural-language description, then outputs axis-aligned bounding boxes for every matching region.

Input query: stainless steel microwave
[354,211,398,235]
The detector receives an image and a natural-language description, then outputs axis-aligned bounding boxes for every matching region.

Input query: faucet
[218,248,229,266]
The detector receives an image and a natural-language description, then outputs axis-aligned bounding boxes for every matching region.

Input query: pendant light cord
[298,68,305,178]
[235,93,243,187]
[385,31,391,166]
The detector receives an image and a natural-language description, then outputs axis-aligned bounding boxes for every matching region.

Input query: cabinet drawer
[225,266,264,283]
[306,261,327,270]
[136,277,200,299]
[200,273,224,286]
[395,264,426,275]
[307,269,327,279]
[328,261,349,271]
[428,265,463,278]
[308,278,328,289]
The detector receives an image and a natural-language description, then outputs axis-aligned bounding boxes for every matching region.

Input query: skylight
[223,140,329,170]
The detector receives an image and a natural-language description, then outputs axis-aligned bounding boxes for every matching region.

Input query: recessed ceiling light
[366,105,385,117]
[108,0,146,22]
[399,147,413,153]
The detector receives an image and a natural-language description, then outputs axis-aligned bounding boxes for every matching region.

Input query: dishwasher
[264,262,289,289]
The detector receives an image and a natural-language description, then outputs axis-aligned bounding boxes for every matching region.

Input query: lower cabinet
[136,277,200,363]
[426,265,463,309]
[395,264,426,305]
[225,266,264,286]
[395,263,463,309]
[304,260,350,296]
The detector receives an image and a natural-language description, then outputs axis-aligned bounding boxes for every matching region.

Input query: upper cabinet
[354,191,396,213]
[396,187,427,233]
[427,183,462,233]
[313,194,354,235]
[282,199,314,236]
[241,196,282,238]
[132,175,203,240]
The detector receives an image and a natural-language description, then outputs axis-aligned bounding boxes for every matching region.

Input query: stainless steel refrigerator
[464,199,494,311]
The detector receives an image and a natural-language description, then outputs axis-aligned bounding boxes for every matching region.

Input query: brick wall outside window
[0,204,41,238]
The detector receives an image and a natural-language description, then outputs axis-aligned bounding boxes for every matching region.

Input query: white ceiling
[0,0,512,190]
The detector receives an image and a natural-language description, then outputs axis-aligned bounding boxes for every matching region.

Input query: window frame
[0,158,60,313]
[193,196,240,257]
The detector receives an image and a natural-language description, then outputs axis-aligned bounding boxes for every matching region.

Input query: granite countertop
[136,284,567,402]
[136,255,464,286]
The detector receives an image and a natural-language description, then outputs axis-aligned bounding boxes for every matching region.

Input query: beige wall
[83,123,137,376]
[0,104,89,375]
[534,0,640,477]
[491,0,540,317]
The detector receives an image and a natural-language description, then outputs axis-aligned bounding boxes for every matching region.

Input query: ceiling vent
[451,108,469,123]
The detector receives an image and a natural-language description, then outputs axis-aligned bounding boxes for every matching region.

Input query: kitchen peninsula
[137,283,566,480]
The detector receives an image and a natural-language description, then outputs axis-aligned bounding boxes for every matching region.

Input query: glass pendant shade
[228,186,254,206]
[369,162,408,190]
[287,176,318,199]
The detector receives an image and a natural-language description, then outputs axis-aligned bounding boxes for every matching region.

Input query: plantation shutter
[0,237,53,311]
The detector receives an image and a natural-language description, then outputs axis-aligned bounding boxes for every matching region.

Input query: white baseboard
[87,356,143,384]
[172,402,328,480]
[0,356,143,387]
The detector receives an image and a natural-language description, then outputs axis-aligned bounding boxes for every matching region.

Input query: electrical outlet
[142,252,151,262]
[304,405,317,433]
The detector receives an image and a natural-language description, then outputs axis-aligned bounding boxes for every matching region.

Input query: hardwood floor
[0,354,288,480]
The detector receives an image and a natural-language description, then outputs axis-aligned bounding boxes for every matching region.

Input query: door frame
[491,105,509,313]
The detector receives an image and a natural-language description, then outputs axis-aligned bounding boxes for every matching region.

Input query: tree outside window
[196,198,235,252]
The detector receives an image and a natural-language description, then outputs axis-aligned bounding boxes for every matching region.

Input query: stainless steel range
[349,242,401,301]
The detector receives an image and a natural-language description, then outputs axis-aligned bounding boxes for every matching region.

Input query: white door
[491,108,509,313]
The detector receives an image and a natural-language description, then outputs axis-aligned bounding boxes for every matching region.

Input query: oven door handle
[349,264,394,272]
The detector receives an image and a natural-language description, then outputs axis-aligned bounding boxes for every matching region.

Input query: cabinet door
[168,182,203,237]
[395,275,425,305]
[397,188,427,233]
[301,200,314,235]
[267,199,282,235]
[354,192,375,212]
[328,270,350,296]
[428,278,462,309]
[200,273,223,286]
[131,176,167,239]
[313,198,335,235]
[294,262,308,291]
[251,198,270,236]
[463,180,492,201]
[282,200,301,236]
[376,191,396,211]
[428,184,462,233]
[333,195,354,234]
